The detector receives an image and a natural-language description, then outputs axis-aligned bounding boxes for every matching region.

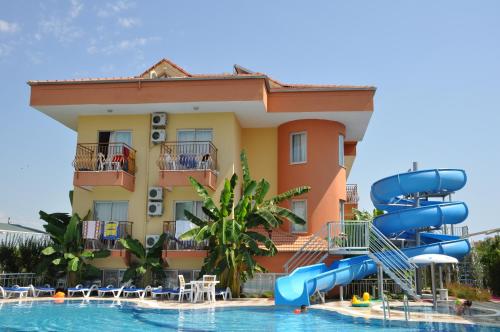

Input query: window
[339,134,345,167]
[290,132,307,164]
[291,200,307,233]
[174,201,205,221]
[339,200,345,222]
[174,201,206,238]
[94,201,129,221]
[177,129,213,142]
[99,130,132,146]
[177,129,213,155]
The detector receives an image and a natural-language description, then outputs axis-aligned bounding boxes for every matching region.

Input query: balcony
[72,143,136,192]
[346,184,359,204]
[161,221,208,260]
[157,142,218,190]
[82,220,133,262]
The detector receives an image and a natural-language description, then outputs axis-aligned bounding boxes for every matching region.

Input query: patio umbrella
[409,254,458,309]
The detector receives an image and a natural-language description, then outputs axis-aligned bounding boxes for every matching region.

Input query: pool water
[0,300,498,332]
[391,305,495,316]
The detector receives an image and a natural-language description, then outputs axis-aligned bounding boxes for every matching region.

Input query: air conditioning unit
[148,201,163,216]
[148,187,163,201]
[151,129,166,144]
[152,112,167,127]
[145,234,161,249]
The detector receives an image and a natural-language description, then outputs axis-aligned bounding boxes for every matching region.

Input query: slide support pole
[377,264,384,300]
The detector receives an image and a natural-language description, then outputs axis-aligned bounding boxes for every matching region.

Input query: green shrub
[447,282,491,301]
[0,234,50,273]
[261,291,274,298]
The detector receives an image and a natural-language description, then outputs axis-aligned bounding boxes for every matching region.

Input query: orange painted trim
[109,249,130,265]
[268,90,374,113]
[158,170,217,191]
[73,171,135,192]
[162,250,207,259]
[30,79,266,106]
[344,141,357,156]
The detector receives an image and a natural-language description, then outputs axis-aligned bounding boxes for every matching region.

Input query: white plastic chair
[199,275,216,302]
[170,275,193,302]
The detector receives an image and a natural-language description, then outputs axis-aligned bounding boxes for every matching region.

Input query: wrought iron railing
[162,221,208,250]
[73,142,136,175]
[158,141,217,172]
[83,221,133,250]
[346,184,359,204]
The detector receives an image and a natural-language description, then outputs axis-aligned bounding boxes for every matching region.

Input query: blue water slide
[275,169,471,306]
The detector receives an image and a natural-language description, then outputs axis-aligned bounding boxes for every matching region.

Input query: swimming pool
[0,300,498,331]
[391,305,496,316]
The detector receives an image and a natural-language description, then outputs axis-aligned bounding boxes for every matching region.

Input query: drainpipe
[413,162,423,295]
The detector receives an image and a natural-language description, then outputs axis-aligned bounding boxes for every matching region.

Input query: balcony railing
[158,141,217,172]
[82,220,133,250]
[346,184,359,204]
[73,143,136,175]
[163,221,208,250]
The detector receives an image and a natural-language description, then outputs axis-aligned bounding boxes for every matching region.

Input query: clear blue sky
[0,1,499,236]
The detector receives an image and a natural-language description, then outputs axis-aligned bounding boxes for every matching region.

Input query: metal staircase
[367,225,418,298]
[283,224,329,274]
[284,220,419,298]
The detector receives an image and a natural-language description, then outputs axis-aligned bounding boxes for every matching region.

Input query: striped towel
[103,221,119,240]
[83,220,102,240]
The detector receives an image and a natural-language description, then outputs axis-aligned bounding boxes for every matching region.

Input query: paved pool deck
[1,296,499,327]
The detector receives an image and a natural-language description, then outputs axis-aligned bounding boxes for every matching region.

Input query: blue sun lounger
[97,285,125,298]
[2,285,31,298]
[68,284,98,298]
[33,284,56,297]
[122,285,152,299]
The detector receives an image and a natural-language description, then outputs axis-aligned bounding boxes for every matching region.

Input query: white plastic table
[188,280,219,303]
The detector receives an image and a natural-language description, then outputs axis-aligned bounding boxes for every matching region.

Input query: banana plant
[119,233,167,287]
[40,212,110,286]
[180,150,310,297]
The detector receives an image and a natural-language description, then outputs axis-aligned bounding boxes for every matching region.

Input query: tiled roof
[252,226,328,252]
[27,58,376,91]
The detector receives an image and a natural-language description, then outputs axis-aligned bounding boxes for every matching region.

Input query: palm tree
[119,233,167,287]
[40,212,110,286]
[180,151,310,297]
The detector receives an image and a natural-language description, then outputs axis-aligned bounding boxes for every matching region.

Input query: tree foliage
[475,235,500,296]
[119,233,167,287]
[39,211,110,286]
[180,150,310,297]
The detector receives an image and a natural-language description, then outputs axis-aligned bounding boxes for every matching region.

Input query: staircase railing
[283,224,329,274]
[368,225,418,298]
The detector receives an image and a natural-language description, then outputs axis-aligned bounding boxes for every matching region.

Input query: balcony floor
[159,170,217,190]
[73,170,135,192]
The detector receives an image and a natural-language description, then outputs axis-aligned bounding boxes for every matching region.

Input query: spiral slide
[275,169,471,306]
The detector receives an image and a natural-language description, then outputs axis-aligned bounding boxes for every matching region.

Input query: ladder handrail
[283,224,329,273]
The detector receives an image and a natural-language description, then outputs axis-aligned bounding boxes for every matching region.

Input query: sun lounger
[215,287,232,300]
[151,286,174,300]
[32,284,56,297]
[0,286,9,299]
[68,284,98,298]
[3,285,31,298]
[97,285,125,298]
[122,285,152,300]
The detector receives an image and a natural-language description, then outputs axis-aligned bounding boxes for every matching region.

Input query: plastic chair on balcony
[97,153,106,171]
